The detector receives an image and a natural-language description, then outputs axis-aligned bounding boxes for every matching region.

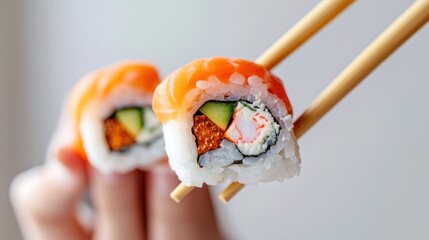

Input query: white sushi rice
[80,85,165,173]
[163,74,301,187]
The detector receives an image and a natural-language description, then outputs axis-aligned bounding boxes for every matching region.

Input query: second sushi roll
[54,61,165,173]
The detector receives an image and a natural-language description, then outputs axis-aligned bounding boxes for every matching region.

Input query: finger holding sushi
[90,169,145,240]
[10,136,222,240]
[145,167,222,240]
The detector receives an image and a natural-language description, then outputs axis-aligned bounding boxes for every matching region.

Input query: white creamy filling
[136,108,163,144]
[224,101,280,156]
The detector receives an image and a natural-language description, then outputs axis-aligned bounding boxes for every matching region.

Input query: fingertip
[10,166,91,240]
[146,168,222,240]
[9,164,84,221]
[90,169,145,240]
[90,168,136,187]
[9,167,42,212]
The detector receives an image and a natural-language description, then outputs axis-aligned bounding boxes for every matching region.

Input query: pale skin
[9,129,222,240]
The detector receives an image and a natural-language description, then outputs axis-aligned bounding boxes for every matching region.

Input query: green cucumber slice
[198,101,234,130]
[114,107,144,136]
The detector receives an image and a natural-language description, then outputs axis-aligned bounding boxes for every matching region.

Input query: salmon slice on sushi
[153,57,300,187]
[55,61,165,173]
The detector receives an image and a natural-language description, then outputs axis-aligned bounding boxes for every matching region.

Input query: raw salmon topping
[192,115,224,155]
[152,57,293,124]
[105,118,136,151]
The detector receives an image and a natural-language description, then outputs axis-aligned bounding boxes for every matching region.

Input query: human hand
[10,139,222,240]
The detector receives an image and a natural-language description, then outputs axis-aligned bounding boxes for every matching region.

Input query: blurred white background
[1,0,428,239]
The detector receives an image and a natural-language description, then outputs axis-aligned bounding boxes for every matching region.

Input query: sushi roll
[54,61,165,173]
[153,57,300,187]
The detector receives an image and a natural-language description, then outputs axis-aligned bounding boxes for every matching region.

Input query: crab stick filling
[225,102,279,156]
[104,107,162,151]
[192,100,280,167]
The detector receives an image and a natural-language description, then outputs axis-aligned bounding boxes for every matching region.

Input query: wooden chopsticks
[219,0,429,203]
[170,0,355,203]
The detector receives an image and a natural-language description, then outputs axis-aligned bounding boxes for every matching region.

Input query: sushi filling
[192,100,280,167]
[105,118,136,151]
[105,107,162,151]
[225,101,279,156]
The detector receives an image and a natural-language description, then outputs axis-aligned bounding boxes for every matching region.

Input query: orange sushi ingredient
[153,57,293,124]
[193,115,224,155]
[64,61,161,160]
[104,118,136,151]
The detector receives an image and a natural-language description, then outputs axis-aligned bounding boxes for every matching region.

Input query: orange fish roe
[193,115,225,155]
[105,118,136,151]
